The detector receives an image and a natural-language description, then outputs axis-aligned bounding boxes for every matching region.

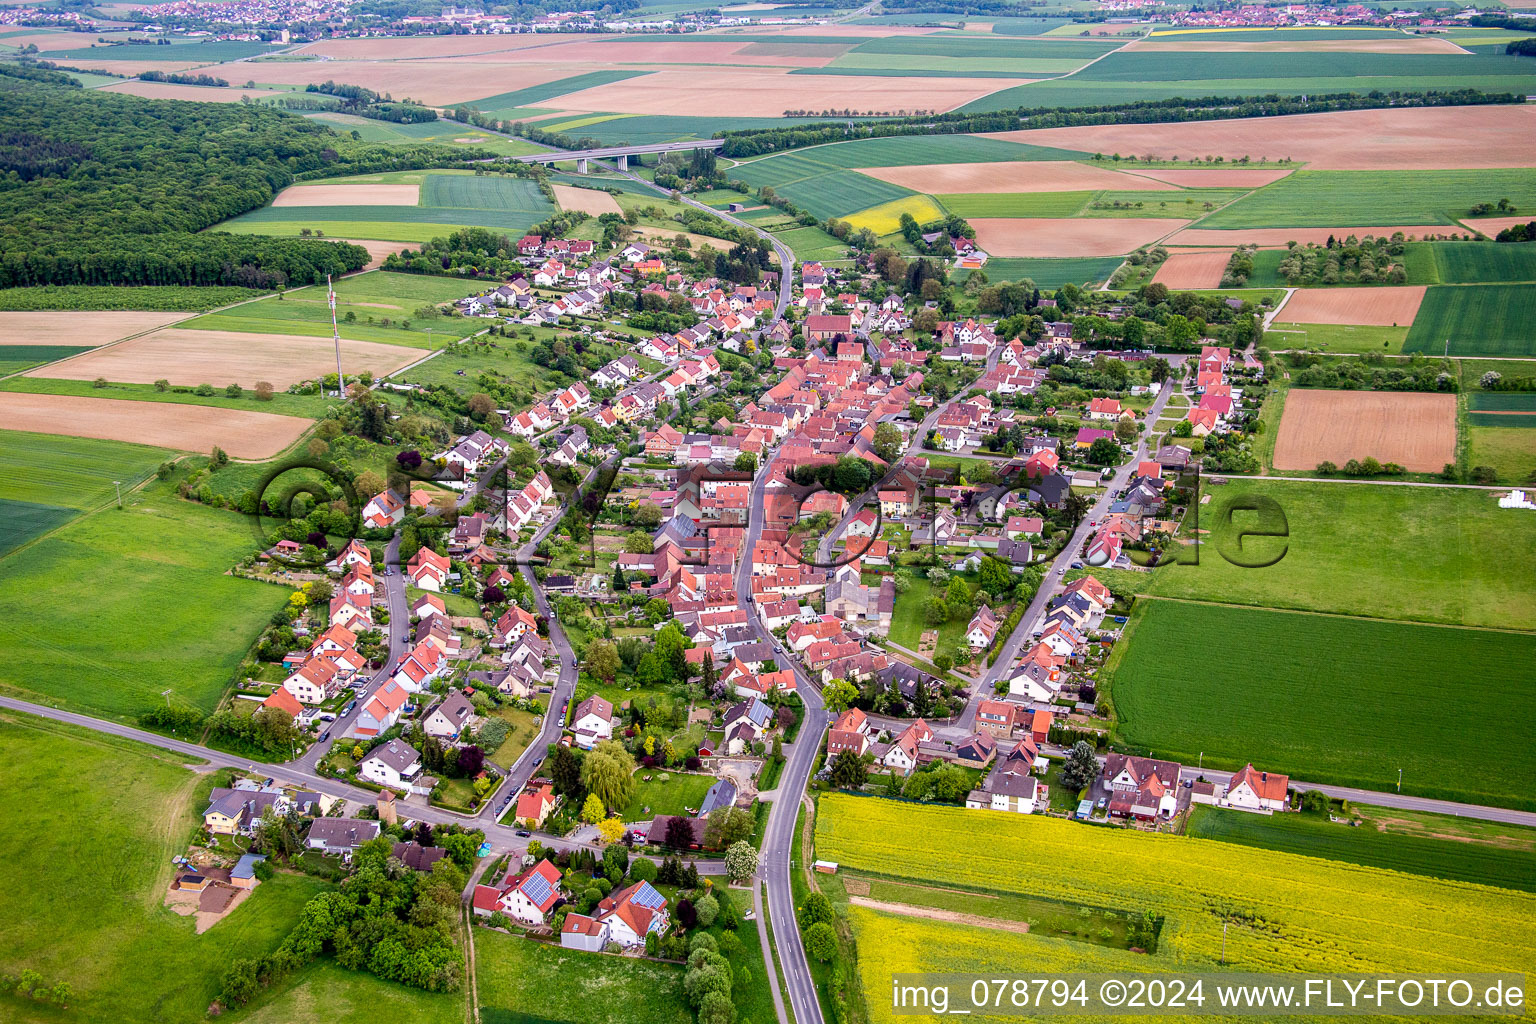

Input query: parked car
[320,731,331,741]
[515,829,531,838]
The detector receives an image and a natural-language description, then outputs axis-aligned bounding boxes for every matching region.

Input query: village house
[359,739,424,790]
[305,818,381,860]
[594,880,670,948]
[422,691,477,741]
[571,695,615,749]
[472,859,563,926]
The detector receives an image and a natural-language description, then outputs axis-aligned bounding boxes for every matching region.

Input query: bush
[803,921,837,962]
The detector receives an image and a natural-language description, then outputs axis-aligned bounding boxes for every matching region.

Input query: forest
[0,79,472,288]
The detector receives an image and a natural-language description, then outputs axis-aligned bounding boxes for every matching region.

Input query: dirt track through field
[30,328,422,388]
[1273,389,1455,472]
[0,393,311,459]
[971,217,1188,257]
[848,896,1034,935]
[1151,250,1232,289]
[1277,285,1426,326]
[1130,168,1295,188]
[550,183,623,216]
[858,160,1170,194]
[1127,36,1467,52]
[273,184,421,207]
[0,311,187,347]
[990,106,1536,170]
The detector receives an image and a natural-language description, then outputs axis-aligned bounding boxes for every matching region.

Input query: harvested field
[98,80,283,102]
[1463,215,1536,238]
[523,37,844,66]
[337,238,410,271]
[856,159,1165,194]
[37,58,213,75]
[1126,36,1467,52]
[0,393,310,459]
[551,183,623,216]
[0,311,185,347]
[203,58,574,106]
[543,67,1021,116]
[1169,226,1454,246]
[1151,250,1231,289]
[1277,286,1426,326]
[990,106,1536,170]
[30,328,422,388]
[970,217,1188,257]
[1132,168,1295,188]
[294,34,556,58]
[1273,389,1455,471]
[272,183,420,207]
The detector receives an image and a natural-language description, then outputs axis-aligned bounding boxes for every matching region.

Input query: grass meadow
[0,374,334,419]
[1200,169,1536,229]
[1187,804,1536,894]
[0,479,287,720]
[1404,284,1536,357]
[1099,479,1536,629]
[1466,423,1536,483]
[622,769,717,819]
[475,927,693,1024]
[1106,599,1536,807]
[1263,323,1407,354]
[968,256,1125,288]
[0,712,329,1024]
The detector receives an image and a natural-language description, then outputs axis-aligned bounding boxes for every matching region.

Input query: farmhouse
[1224,763,1291,812]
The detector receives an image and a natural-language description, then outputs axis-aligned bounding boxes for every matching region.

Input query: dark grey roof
[700,778,738,816]
[306,817,381,850]
[365,739,421,774]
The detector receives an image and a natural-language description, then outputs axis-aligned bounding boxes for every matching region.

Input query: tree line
[717,89,1523,157]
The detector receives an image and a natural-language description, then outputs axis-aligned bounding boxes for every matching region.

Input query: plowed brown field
[0,311,186,346]
[971,217,1188,257]
[1273,390,1455,472]
[551,183,623,216]
[0,393,311,459]
[989,106,1536,170]
[1276,286,1426,326]
[1151,250,1232,289]
[30,328,422,388]
[273,184,420,207]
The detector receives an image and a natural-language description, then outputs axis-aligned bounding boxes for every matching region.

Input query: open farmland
[818,794,1536,982]
[31,328,423,389]
[551,182,624,216]
[966,256,1125,288]
[970,217,1187,257]
[856,159,1174,194]
[1275,285,1425,326]
[1169,226,1453,246]
[1100,480,1536,629]
[0,393,310,459]
[1187,804,1536,894]
[0,485,289,718]
[1405,284,1536,357]
[1199,169,1536,229]
[1106,599,1536,807]
[840,194,947,235]
[1426,240,1536,283]
[0,713,333,1024]
[0,310,187,346]
[989,105,1536,169]
[731,150,916,221]
[271,183,421,207]
[1150,249,1231,288]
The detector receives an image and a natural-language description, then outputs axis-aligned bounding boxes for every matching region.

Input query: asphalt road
[737,453,831,1024]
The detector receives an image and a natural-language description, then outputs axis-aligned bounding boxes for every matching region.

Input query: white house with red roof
[594,880,670,948]
[282,657,343,705]
[362,490,405,529]
[472,859,563,925]
[393,641,445,693]
[353,680,409,739]
[407,548,450,592]
[327,538,372,575]
[1223,764,1290,812]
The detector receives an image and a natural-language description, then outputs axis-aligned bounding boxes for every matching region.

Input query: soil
[0,310,185,347]
[970,216,1189,257]
[990,106,1536,170]
[551,183,624,217]
[858,160,1170,194]
[273,184,421,207]
[1150,250,1232,289]
[0,392,312,459]
[1272,389,1456,472]
[1276,285,1426,327]
[848,896,1034,935]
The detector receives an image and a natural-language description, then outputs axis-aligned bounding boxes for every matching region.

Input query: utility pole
[328,274,346,398]
[1398,767,1403,792]
[113,480,122,507]
[1221,920,1228,965]
[161,688,172,707]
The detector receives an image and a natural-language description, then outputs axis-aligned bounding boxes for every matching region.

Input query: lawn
[489,706,541,767]
[238,961,466,1024]
[1200,169,1536,229]
[0,711,330,1024]
[475,928,693,1024]
[774,224,850,261]
[622,769,717,820]
[1262,322,1406,354]
[179,271,483,350]
[398,336,567,396]
[1186,804,1536,894]
[1102,479,1536,629]
[0,482,288,719]
[1404,284,1536,357]
[1106,598,1536,807]
[887,577,966,656]
[816,794,1536,990]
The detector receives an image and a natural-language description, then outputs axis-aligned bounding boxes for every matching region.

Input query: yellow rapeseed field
[818,795,1536,978]
[841,195,948,237]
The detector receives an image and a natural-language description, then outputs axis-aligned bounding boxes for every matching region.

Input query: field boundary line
[1133,594,1536,637]
[1207,471,1508,490]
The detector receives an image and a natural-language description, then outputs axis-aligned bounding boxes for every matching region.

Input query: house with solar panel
[594,879,670,948]
[472,858,564,927]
